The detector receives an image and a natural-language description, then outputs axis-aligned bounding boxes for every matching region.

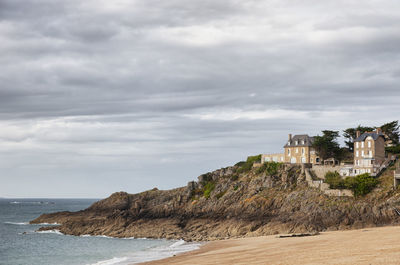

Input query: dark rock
[30,164,400,241]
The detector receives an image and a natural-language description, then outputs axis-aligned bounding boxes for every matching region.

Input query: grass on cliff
[256,161,283,175]
[235,155,261,174]
[203,181,215,199]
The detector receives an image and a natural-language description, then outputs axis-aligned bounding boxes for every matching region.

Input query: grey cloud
[1,0,400,197]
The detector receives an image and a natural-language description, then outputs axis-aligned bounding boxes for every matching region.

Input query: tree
[313,130,341,161]
[381,120,399,145]
[343,125,375,151]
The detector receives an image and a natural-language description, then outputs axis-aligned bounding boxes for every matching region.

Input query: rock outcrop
[31,163,400,241]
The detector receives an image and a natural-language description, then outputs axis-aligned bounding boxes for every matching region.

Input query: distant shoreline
[139,226,400,265]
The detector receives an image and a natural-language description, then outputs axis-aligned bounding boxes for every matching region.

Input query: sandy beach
[141,226,400,265]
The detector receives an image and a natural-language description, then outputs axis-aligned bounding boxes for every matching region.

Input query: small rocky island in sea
[31,124,400,241]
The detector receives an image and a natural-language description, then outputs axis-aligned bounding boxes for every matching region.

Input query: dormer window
[295,140,298,145]
[288,141,290,146]
[301,140,305,145]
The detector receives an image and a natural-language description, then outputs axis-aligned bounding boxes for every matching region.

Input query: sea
[0,198,201,265]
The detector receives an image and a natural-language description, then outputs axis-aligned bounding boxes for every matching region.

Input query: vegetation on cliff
[31,160,400,241]
[324,171,379,197]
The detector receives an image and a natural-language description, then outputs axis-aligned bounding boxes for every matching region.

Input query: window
[356,151,359,157]
[369,150,372,157]
[356,142,359,148]
[311,158,313,163]
[287,141,290,146]
[295,140,298,145]
[301,140,305,145]
[265,157,271,162]
[361,142,364,148]
[368,141,371,148]
[296,148,298,153]
[361,150,364,157]
[288,149,291,155]
[302,148,305,154]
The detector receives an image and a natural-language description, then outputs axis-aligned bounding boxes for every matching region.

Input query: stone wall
[305,168,353,197]
[324,189,353,197]
[312,165,341,179]
[261,153,285,163]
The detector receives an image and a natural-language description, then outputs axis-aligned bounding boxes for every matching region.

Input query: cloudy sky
[1,0,400,198]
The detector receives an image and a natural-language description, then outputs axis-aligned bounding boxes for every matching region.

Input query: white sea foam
[36,229,64,235]
[169,239,185,248]
[88,257,129,265]
[4,221,59,226]
[80,234,136,239]
[128,239,202,264]
[4,221,29,225]
[88,239,202,265]
[9,201,53,205]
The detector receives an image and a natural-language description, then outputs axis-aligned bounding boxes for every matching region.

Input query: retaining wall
[312,165,341,179]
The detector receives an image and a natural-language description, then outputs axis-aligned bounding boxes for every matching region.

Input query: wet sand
[140,226,400,265]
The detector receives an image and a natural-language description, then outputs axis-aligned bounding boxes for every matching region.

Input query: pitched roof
[354,132,385,142]
[284,134,315,148]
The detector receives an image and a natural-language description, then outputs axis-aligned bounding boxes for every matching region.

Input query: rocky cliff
[31,163,400,241]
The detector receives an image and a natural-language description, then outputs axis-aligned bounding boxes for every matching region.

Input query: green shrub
[257,161,282,175]
[325,171,345,189]
[234,161,246,167]
[203,181,215,199]
[325,172,378,197]
[236,155,261,174]
[344,173,378,197]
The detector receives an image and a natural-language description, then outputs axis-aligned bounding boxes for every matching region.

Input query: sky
[1,0,400,198]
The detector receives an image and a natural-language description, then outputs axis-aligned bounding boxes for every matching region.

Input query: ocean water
[0,198,201,265]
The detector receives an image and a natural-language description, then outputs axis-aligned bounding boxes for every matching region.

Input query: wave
[36,229,64,235]
[169,239,185,248]
[9,201,55,205]
[4,221,29,225]
[4,221,59,226]
[88,239,202,265]
[87,257,128,265]
[80,234,136,240]
[36,222,59,225]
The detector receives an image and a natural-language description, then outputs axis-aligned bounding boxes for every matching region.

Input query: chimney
[356,130,361,138]
[288,134,292,141]
[376,127,382,134]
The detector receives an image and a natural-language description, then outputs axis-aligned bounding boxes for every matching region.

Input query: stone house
[284,134,320,164]
[261,134,320,164]
[353,128,385,175]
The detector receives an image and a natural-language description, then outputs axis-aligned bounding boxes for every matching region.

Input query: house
[261,134,320,164]
[284,134,320,164]
[353,128,385,175]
